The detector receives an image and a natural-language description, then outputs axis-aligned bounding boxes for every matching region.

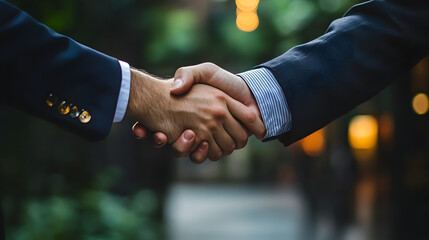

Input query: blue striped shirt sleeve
[238,67,292,139]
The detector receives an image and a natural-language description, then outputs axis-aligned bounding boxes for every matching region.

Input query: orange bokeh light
[412,93,429,115]
[236,0,260,11]
[378,113,394,145]
[301,129,325,157]
[236,9,259,32]
[348,115,378,150]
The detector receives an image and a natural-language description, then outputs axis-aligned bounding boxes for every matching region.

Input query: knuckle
[231,143,236,152]
[214,151,223,161]
[257,128,267,139]
[174,67,184,76]
[234,130,248,149]
[226,145,235,155]
[206,121,219,131]
[236,139,247,149]
[246,111,257,123]
[211,107,227,119]
[201,62,216,69]
[228,142,236,151]
[217,152,223,160]
[214,92,227,102]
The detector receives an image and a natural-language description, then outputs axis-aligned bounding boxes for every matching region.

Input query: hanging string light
[236,0,259,32]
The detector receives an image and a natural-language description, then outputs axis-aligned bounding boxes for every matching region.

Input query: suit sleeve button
[69,106,80,118]
[58,101,70,115]
[79,110,91,123]
[46,94,57,107]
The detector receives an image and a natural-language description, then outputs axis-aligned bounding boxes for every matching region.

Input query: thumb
[170,63,218,95]
[171,63,248,105]
[170,68,198,95]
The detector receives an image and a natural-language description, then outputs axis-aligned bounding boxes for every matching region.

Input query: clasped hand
[126,63,266,163]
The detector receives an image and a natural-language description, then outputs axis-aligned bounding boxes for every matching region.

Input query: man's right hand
[127,67,262,161]
[133,63,266,163]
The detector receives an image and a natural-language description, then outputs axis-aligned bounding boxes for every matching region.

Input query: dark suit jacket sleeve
[259,0,429,146]
[0,0,123,141]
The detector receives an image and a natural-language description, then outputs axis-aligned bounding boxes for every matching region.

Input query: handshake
[125,63,267,164]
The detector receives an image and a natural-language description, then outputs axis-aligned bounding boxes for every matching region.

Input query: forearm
[238,68,291,140]
[126,68,168,121]
[261,0,429,146]
[0,0,122,140]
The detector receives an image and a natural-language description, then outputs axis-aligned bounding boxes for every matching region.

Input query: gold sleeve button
[79,110,91,123]
[58,101,70,115]
[69,106,80,118]
[46,94,57,107]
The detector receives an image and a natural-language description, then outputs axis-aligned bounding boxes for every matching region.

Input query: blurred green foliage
[1,0,359,239]
[5,189,159,240]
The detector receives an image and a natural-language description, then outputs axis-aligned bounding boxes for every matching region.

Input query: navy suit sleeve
[259,0,429,146]
[0,0,122,141]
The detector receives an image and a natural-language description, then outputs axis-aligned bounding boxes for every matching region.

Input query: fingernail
[198,142,208,151]
[183,130,194,141]
[171,79,183,90]
[155,139,163,145]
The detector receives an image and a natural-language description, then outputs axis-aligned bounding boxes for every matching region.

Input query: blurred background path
[166,184,305,240]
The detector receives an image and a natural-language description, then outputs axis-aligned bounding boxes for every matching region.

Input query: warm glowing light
[301,129,325,157]
[412,93,429,115]
[355,179,376,224]
[378,114,394,145]
[349,115,378,150]
[236,9,259,32]
[236,0,260,11]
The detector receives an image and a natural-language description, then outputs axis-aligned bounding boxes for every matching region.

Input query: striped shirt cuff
[238,68,292,139]
[113,60,131,123]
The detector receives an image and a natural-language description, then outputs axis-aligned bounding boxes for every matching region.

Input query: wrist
[125,68,173,126]
[126,68,143,119]
[126,68,165,120]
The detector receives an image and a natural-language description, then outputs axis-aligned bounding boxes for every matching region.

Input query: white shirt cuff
[238,68,292,139]
[113,60,131,123]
